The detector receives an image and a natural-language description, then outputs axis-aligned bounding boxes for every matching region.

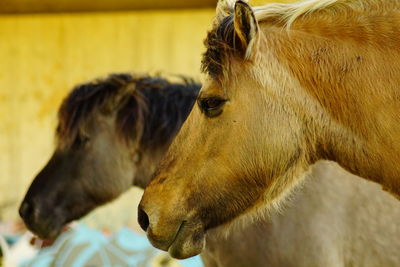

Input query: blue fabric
[22,224,203,267]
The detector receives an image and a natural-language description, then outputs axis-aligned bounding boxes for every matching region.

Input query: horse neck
[261,12,400,196]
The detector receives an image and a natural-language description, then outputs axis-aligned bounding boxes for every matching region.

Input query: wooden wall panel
[1,0,217,14]
[0,0,295,14]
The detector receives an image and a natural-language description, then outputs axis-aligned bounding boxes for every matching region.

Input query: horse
[19,73,200,239]
[202,162,400,267]
[19,73,400,266]
[138,0,400,259]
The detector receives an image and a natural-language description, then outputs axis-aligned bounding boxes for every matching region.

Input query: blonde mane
[217,0,399,29]
[254,0,345,28]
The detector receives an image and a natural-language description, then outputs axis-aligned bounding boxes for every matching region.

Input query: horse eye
[198,97,227,118]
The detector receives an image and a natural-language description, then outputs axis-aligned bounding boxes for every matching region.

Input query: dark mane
[57,73,200,151]
[201,15,244,79]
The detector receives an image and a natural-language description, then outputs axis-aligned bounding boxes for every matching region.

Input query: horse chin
[43,227,62,240]
[27,218,65,240]
[168,229,205,259]
[33,211,73,239]
[30,224,73,248]
[167,223,205,259]
[147,221,205,259]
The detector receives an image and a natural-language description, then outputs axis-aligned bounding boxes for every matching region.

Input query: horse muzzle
[19,199,65,239]
[138,200,205,259]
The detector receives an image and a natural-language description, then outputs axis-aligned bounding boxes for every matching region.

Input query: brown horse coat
[139,0,400,259]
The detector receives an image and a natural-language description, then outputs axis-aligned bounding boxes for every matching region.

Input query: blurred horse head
[19,73,200,238]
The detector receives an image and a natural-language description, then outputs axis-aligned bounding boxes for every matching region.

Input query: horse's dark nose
[19,200,34,221]
[138,206,149,232]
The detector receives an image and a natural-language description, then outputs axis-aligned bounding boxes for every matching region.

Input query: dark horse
[19,73,200,239]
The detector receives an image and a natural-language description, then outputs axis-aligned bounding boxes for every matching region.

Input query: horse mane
[202,0,398,78]
[201,14,237,79]
[253,0,346,28]
[57,73,200,151]
[252,0,400,28]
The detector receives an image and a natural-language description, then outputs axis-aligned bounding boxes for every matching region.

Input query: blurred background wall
[0,0,290,230]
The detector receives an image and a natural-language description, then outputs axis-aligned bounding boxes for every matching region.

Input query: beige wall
[0,9,214,226]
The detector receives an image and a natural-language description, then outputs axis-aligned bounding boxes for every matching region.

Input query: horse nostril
[19,201,34,220]
[138,206,149,232]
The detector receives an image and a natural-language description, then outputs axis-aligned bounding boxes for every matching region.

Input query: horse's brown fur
[139,0,400,259]
[201,0,400,194]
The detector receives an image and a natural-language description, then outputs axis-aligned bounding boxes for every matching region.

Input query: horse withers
[139,0,400,259]
[19,73,200,239]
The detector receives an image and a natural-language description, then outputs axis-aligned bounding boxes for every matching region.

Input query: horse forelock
[56,73,134,148]
[201,15,236,80]
[56,73,200,151]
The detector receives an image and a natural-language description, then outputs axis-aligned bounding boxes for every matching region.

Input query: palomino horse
[139,0,400,259]
[19,73,200,239]
[19,73,399,266]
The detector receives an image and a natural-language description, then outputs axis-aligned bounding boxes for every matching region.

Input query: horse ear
[233,0,259,58]
[214,0,235,24]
